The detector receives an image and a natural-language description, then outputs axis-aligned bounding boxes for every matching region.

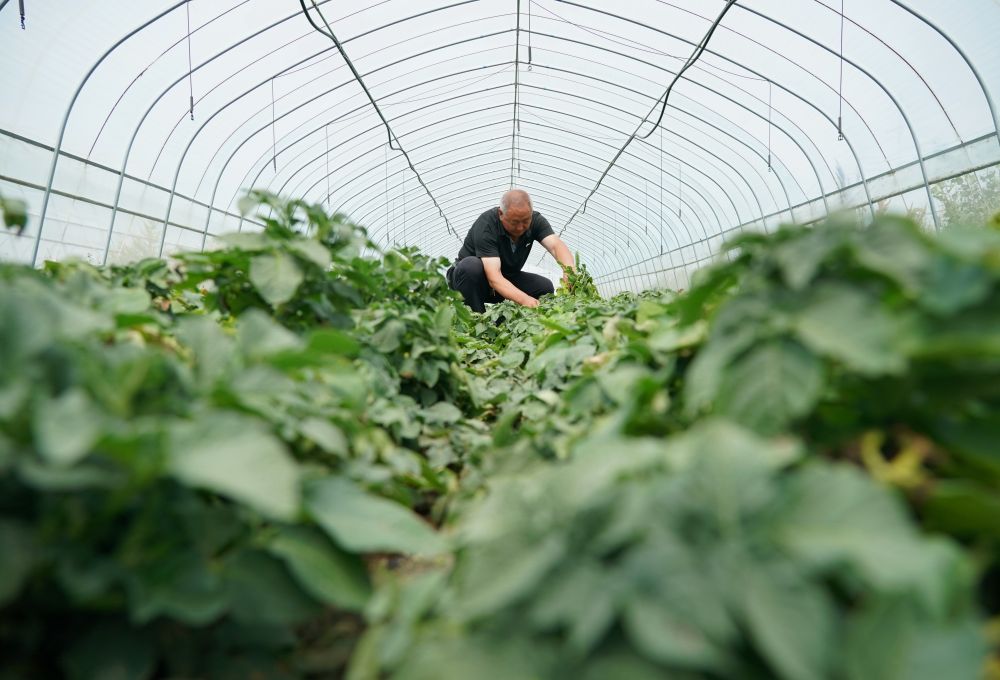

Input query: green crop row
[1,192,998,679]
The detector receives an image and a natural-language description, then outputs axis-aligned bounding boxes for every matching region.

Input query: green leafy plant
[558,251,600,298]
[4,192,999,679]
[0,193,28,235]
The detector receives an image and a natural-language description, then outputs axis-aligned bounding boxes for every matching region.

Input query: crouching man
[447,189,574,312]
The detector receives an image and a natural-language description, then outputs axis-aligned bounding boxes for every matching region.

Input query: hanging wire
[18,0,25,29]
[385,144,390,244]
[324,124,330,208]
[678,163,682,218]
[527,0,533,69]
[561,0,738,226]
[767,80,773,172]
[299,0,456,236]
[837,0,845,141]
[511,0,522,187]
[185,1,195,120]
[626,196,631,251]
[659,124,664,255]
[270,77,278,172]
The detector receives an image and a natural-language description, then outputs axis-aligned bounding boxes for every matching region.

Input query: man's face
[499,204,532,240]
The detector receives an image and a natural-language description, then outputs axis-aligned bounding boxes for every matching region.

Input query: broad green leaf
[647,319,707,352]
[624,597,724,671]
[237,309,302,357]
[1,196,28,231]
[843,598,916,680]
[250,251,303,306]
[421,401,463,425]
[104,287,151,315]
[530,562,616,655]
[17,459,120,490]
[306,477,446,556]
[128,553,230,625]
[433,301,456,335]
[371,319,407,353]
[224,550,321,626]
[168,415,300,521]
[844,598,985,680]
[852,216,928,293]
[175,315,234,386]
[236,194,259,216]
[794,284,906,375]
[290,238,333,269]
[715,339,823,434]
[267,526,370,611]
[499,349,526,368]
[923,481,1000,539]
[773,227,842,290]
[684,325,757,416]
[919,256,991,314]
[216,230,271,250]
[33,388,102,466]
[307,328,361,357]
[900,620,985,680]
[741,563,835,680]
[0,520,36,606]
[453,536,565,620]
[300,418,348,454]
[772,465,964,598]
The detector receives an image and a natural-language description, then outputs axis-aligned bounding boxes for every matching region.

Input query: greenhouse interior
[2,0,1000,678]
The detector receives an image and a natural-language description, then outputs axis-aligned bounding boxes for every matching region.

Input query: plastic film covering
[0,1,998,294]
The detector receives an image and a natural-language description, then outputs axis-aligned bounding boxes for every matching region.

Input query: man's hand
[541,234,575,282]
[482,257,538,307]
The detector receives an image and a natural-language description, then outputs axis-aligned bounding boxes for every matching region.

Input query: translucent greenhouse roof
[1,0,999,294]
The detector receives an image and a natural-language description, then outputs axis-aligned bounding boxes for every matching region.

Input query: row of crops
[1,191,999,679]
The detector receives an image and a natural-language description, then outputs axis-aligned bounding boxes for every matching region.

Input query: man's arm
[482,257,540,308]
[540,234,575,286]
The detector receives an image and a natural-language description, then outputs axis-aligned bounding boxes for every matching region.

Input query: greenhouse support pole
[33,1,188,267]
[733,3,935,228]
[891,1,1000,146]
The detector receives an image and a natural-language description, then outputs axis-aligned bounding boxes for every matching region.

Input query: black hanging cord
[185,1,194,120]
[299,0,399,150]
[299,0,455,236]
[837,0,845,141]
[560,0,737,227]
[636,0,738,141]
[18,0,25,29]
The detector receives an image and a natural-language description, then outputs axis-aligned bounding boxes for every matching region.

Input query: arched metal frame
[2,0,996,292]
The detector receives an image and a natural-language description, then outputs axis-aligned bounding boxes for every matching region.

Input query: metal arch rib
[889,0,1000,144]
[32,0,189,266]
[290,0,452,242]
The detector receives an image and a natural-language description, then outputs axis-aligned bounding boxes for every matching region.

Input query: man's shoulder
[532,212,554,238]
[464,208,498,241]
[475,208,499,226]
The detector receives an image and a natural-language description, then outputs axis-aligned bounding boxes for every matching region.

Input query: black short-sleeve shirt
[456,208,555,275]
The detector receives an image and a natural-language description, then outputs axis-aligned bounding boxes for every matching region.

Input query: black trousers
[447,257,554,313]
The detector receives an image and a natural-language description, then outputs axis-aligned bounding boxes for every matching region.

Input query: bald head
[500,189,532,212]
[498,189,534,240]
